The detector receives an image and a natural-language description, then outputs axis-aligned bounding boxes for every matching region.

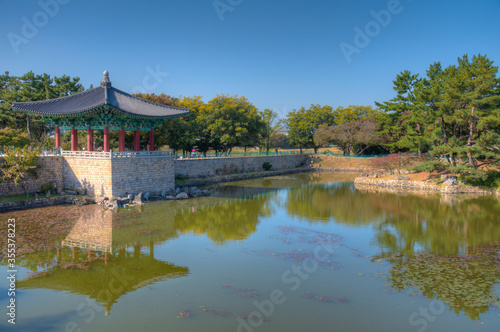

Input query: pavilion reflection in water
[18,207,189,316]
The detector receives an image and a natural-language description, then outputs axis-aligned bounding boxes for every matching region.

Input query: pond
[1,172,499,332]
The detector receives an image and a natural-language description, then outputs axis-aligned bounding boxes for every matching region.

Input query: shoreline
[174,166,313,188]
[354,177,500,197]
[0,167,315,212]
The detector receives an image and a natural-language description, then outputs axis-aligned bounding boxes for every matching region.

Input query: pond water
[1,172,499,332]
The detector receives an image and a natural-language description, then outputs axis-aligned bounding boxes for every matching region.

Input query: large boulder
[164,195,177,200]
[107,198,118,209]
[133,192,144,204]
[444,177,457,186]
[176,192,189,200]
[144,192,150,201]
[117,197,130,206]
[397,176,410,180]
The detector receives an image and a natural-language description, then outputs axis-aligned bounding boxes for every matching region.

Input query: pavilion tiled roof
[11,71,189,119]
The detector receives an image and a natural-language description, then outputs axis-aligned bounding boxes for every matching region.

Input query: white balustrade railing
[61,150,173,159]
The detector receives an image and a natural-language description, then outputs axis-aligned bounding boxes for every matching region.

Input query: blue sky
[1,0,499,118]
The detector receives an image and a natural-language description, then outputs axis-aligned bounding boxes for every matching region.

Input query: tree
[198,94,263,152]
[315,118,383,155]
[378,54,500,179]
[286,104,335,153]
[333,105,380,125]
[0,71,84,144]
[132,93,194,152]
[1,146,41,187]
[270,132,290,149]
[439,54,500,167]
[260,108,282,152]
[0,128,30,147]
[376,70,431,155]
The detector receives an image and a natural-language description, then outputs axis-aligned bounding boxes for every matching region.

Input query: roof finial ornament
[101,70,112,88]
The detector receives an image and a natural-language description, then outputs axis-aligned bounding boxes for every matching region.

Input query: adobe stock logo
[339,0,405,63]
[131,65,170,94]
[7,0,71,54]
[213,0,243,22]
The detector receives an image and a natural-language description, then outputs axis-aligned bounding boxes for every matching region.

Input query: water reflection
[17,207,189,315]
[3,173,500,322]
[374,243,500,320]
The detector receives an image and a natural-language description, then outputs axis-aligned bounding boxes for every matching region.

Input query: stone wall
[63,156,112,197]
[1,154,304,199]
[0,156,63,196]
[111,156,174,197]
[0,195,74,212]
[62,156,175,197]
[174,154,308,178]
[354,177,500,196]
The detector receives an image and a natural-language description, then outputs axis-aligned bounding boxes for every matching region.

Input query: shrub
[460,169,500,188]
[1,147,41,187]
[175,174,189,181]
[40,183,56,194]
[370,153,414,173]
[262,162,272,171]
[412,160,447,172]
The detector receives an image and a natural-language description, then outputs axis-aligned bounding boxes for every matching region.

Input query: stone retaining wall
[175,167,311,188]
[111,156,174,197]
[354,177,500,196]
[0,195,73,212]
[1,154,307,199]
[174,154,308,179]
[63,156,112,197]
[0,156,63,196]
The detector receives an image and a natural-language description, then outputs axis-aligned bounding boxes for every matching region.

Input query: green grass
[0,193,61,203]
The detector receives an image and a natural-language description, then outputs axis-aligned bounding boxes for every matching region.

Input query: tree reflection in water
[2,172,499,320]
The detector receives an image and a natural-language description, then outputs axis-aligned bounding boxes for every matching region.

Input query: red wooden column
[134,128,140,151]
[119,127,125,152]
[71,127,78,151]
[103,126,110,152]
[86,126,94,151]
[149,129,154,151]
[55,126,61,149]
[89,128,94,151]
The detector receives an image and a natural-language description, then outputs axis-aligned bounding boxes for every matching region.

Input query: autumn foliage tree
[313,118,384,155]
[1,147,41,187]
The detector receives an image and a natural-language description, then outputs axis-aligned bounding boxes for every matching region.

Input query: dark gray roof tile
[12,86,189,119]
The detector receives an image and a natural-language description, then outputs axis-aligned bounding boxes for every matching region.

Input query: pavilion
[12,71,189,152]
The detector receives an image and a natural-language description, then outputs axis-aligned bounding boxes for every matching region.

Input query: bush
[412,160,447,172]
[370,153,414,173]
[461,170,500,188]
[1,147,41,187]
[40,183,56,194]
[262,162,272,171]
[175,174,189,181]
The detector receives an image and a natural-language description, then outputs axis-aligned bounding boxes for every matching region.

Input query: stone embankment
[174,167,312,188]
[0,195,93,212]
[354,176,500,197]
[98,186,211,209]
